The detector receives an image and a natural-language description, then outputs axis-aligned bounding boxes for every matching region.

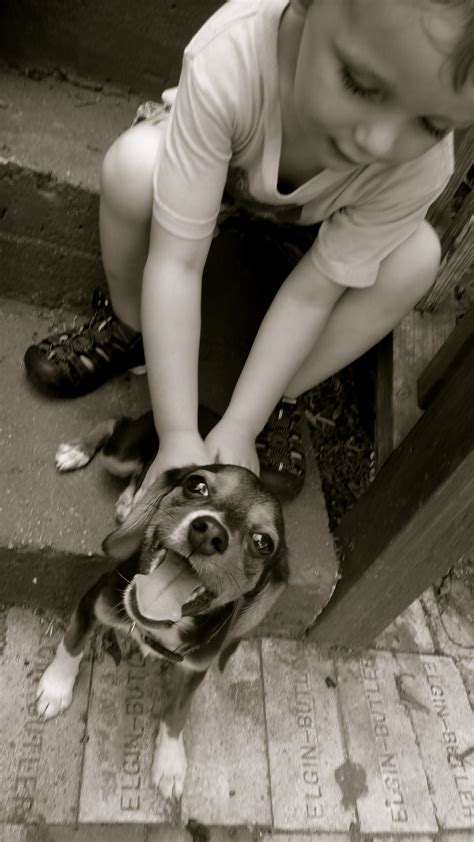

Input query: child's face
[293,0,473,169]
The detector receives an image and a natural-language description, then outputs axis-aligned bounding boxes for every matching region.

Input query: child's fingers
[161,87,177,106]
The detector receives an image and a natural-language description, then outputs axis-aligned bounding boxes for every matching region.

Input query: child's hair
[294,0,474,89]
[432,1,474,88]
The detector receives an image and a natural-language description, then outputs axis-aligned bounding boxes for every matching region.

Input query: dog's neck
[136,600,238,664]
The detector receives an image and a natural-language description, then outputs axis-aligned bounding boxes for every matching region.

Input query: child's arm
[205,250,346,470]
[140,219,214,484]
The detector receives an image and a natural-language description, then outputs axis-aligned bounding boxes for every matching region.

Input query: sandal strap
[38,291,140,382]
[257,398,306,475]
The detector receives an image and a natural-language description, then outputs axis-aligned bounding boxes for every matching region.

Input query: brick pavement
[1,605,473,840]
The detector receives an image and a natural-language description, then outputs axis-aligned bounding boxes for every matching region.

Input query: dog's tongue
[134,551,203,622]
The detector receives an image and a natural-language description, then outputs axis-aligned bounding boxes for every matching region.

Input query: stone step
[1,2,219,99]
[0,297,339,633]
[0,64,139,308]
[1,607,473,836]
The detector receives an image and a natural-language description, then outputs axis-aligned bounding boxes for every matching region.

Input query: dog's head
[103,464,288,633]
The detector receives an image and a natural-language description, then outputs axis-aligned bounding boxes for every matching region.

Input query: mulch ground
[304,349,376,532]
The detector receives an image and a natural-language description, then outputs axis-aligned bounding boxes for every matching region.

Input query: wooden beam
[375,298,455,468]
[391,304,456,450]
[417,208,473,312]
[308,335,474,647]
[375,333,394,469]
[426,128,473,234]
[417,128,473,312]
[309,454,473,647]
[418,306,474,410]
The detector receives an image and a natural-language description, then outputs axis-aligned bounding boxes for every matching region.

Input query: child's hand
[205,418,260,476]
[134,431,211,506]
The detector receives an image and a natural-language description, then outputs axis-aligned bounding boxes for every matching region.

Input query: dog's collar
[140,600,236,664]
[142,633,184,662]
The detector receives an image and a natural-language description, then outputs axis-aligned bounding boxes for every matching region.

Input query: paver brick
[261,639,354,832]
[200,828,255,841]
[25,826,146,841]
[79,634,171,824]
[396,654,474,830]
[0,607,90,825]
[371,837,434,842]
[181,642,271,827]
[458,659,474,707]
[336,651,437,834]
[154,828,252,842]
[375,598,434,653]
[0,826,27,842]
[260,835,350,841]
[146,827,192,842]
[421,589,474,658]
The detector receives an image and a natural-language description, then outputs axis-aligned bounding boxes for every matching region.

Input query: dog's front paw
[55,442,92,472]
[36,664,75,719]
[152,721,187,800]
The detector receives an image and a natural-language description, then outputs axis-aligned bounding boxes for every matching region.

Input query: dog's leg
[36,586,98,718]
[55,418,119,472]
[152,665,207,800]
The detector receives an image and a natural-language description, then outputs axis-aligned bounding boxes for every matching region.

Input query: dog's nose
[188,516,228,555]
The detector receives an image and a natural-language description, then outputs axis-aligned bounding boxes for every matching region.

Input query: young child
[25,0,474,499]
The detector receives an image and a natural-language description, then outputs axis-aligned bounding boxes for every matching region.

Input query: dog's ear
[102,481,163,561]
[102,466,192,561]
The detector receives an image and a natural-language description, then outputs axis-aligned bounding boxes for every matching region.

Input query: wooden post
[308,331,474,648]
[418,306,474,409]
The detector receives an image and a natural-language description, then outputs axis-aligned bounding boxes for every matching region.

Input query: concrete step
[1,1,220,98]
[0,63,139,308]
[0,296,339,634]
[1,606,473,836]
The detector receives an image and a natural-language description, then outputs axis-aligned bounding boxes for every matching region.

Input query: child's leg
[99,121,164,331]
[24,121,163,397]
[254,222,439,498]
[284,221,441,396]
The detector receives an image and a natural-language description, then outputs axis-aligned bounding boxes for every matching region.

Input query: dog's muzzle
[132,548,210,623]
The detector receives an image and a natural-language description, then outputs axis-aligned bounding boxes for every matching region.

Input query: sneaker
[256,397,306,501]
[24,289,145,397]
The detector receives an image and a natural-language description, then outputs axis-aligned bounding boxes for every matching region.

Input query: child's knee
[381,221,441,297]
[410,221,442,282]
[100,123,162,221]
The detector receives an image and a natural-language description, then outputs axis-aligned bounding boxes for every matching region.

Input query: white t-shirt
[153,0,454,288]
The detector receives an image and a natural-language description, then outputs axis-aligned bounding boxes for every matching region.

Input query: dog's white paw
[115,485,135,523]
[36,664,75,719]
[55,442,91,472]
[152,721,187,800]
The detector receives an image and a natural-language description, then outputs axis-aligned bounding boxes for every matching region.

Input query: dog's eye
[184,474,209,497]
[251,532,274,556]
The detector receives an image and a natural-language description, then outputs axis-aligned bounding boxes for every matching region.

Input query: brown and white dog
[36,409,288,800]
